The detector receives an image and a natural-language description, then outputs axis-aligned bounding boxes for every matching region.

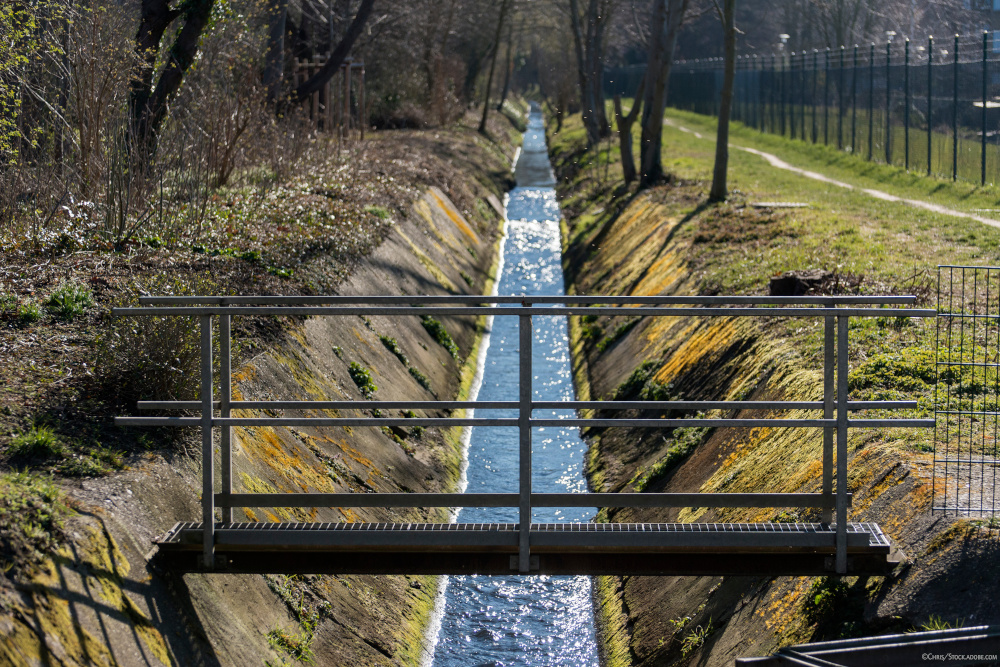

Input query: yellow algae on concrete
[652,318,740,384]
[396,227,457,292]
[430,189,481,245]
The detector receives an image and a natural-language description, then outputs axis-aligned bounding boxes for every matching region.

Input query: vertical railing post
[851,44,858,153]
[220,306,232,525]
[905,39,910,169]
[518,307,533,573]
[953,34,959,181]
[868,43,874,161]
[200,314,215,569]
[812,50,819,142]
[838,45,845,150]
[800,52,807,141]
[888,40,894,165]
[789,52,796,139]
[836,314,849,574]
[824,48,830,145]
[983,31,988,186]
[928,36,934,176]
[823,315,834,525]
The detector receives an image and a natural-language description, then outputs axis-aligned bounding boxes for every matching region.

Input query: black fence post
[825,48,830,145]
[953,34,958,181]
[838,45,845,149]
[801,52,807,140]
[928,35,934,177]
[983,31,988,186]
[852,44,858,153]
[905,38,910,170]
[813,50,819,142]
[772,53,778,133]
[869,43,874,161]
[888,40,893,164]
[789,52,796,138]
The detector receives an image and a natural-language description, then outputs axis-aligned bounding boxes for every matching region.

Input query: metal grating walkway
[154,521,896,575]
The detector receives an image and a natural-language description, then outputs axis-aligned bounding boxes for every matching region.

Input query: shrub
[348,362,377,398]
[45,281,94,321]
[421,316,459,358]
[613,361,659,400]
[379,335,409,365]
[95,277,220,407]
[8,426,65,460]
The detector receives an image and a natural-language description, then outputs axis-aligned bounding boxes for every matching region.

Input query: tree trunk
[709,0,737,202]
[614,74,645,184]
[639,0,688,187]
[263,0,288,103]
[478,0,512,134]
[569,0,600,146]
[128,0,214,160]
[496,19,516,111]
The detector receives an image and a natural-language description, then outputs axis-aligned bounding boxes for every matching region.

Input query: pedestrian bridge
[114,294,935,576]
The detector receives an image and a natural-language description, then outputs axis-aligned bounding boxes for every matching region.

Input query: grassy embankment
[549,105,1000,665]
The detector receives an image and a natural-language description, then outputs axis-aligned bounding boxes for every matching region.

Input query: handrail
[114,295,936,573]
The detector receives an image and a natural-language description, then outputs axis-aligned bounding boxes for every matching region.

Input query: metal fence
[609,33,1000,186]
[293,57,366,139]
[114,294,935,572]
[936,266,1000,517]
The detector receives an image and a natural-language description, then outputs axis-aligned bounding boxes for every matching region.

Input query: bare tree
[709,0,735,201]
[478,0,512,134]
[569,0,617,146]
[613,75,644,183]
[639,0,688,186]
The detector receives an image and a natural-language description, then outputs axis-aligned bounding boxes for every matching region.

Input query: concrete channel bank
[0,118,520,666]
[547,115,1000,666]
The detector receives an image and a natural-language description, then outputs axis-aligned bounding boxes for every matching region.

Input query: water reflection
[429,106,598,667]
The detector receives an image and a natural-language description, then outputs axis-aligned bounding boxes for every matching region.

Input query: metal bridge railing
[114,295,936,573]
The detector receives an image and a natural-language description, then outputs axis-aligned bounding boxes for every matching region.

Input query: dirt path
[665,119,1000,230]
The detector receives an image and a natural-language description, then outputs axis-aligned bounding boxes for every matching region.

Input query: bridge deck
[154,521,897,575]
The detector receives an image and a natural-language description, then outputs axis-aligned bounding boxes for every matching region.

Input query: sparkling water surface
[428,108,599,666]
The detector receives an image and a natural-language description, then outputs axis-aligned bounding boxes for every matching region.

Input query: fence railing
[114,295,936,573]
[936,265,1000,517]
[608,32,1000,187]
[293,56,366,140]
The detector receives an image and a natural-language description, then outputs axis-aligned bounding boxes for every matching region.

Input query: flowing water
[427,106,599,666]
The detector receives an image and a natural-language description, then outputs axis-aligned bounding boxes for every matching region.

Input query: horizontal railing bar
[115,416,935,428]
[219,493,519,507]
[933,459,1000,465]
[136,399,919,412]
[936,409,1000,416]
[935,361,1000,368]
[137,400,518,411]
[849,419,936,428]
[112,306,937,318]
[936,313,1000,320]
[532,492,851,508]
[214,492,852,509]
[139,295,918,306]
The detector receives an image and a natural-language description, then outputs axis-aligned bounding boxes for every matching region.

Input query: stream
[426,105,600,666]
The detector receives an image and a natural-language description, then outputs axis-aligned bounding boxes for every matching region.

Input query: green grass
[378,335,409,366]
[8,426,66,460]
[44,281,94,321]
[0,471,70,575]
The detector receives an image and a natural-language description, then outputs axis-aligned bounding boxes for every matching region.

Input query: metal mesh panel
[935,265,1000,516]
